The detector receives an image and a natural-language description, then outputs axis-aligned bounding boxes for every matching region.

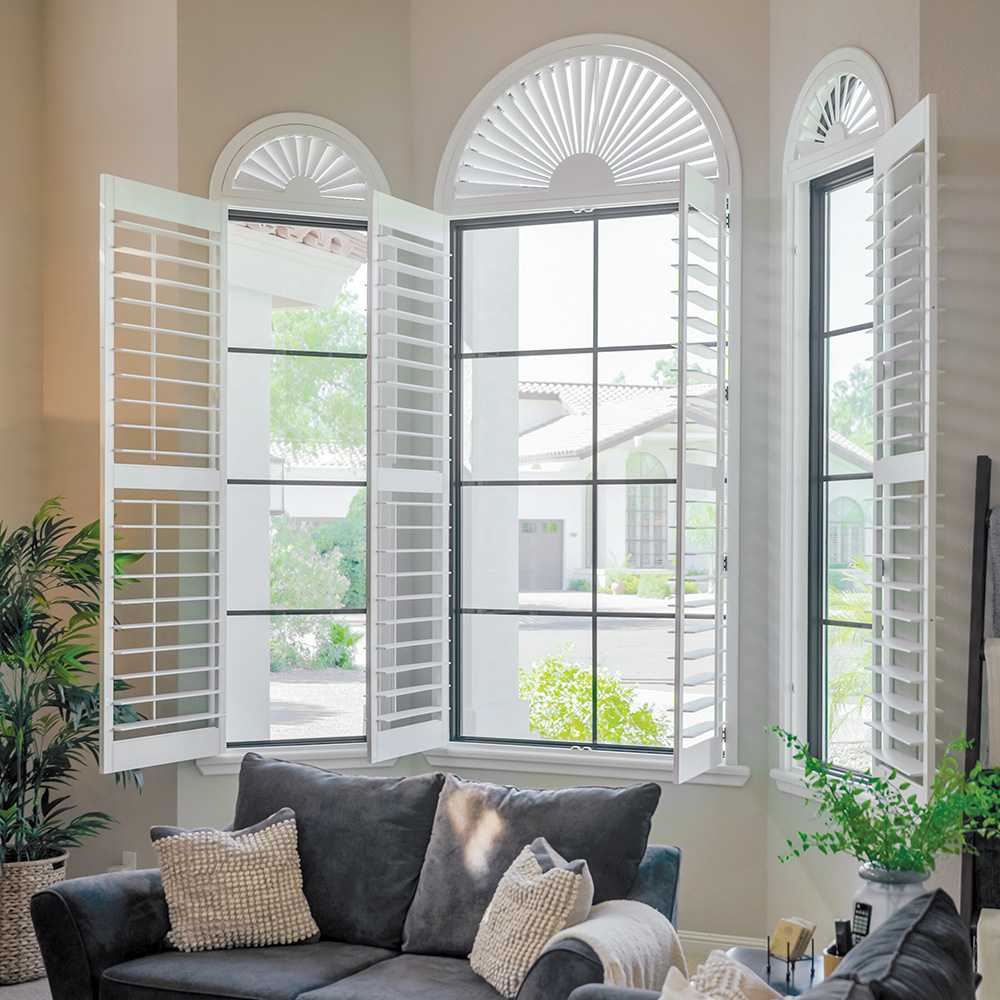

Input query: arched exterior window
[625,452,669,570]
[210,112,389,216]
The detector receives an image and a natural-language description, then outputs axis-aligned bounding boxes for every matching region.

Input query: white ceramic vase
[853,864,928,933]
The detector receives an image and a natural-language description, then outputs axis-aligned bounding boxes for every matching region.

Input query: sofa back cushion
[401,775,660,957]
[808,889,974,1000]
[232,754,444,949]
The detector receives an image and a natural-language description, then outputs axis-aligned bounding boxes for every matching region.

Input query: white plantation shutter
[100,175,227,773]
[672,164,731,783]
[868,96,938,794]
[368,192,451,763]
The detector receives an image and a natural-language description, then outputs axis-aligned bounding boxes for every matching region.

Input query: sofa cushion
[232,754,444,949]
[100,941,396,1000]
[402,775,660,956]
[297,954,501,1000]
[821,889,974,1000]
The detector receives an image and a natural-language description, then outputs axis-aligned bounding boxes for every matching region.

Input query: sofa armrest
[519,939,603,1000]
[569,986,661,1000]
[31,868,169,1000]
[627,844,681,924]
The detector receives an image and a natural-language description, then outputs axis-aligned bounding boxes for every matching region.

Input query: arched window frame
[625,452,670,570]
[776,49,895,789]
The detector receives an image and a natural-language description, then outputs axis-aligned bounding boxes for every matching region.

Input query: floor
[0,982,50,999]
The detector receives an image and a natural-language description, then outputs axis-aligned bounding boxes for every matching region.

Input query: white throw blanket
[544,899,687,990]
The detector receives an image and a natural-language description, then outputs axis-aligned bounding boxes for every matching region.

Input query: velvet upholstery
[402,775,660,956]
[232,754,444,948]
[31,867,169,1000]
[625,843,681,923]
[99,941,395,1000]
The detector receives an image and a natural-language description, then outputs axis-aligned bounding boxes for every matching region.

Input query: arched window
[625,452,669,570]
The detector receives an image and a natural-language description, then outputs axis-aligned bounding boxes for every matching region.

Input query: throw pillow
[687,951,781,1000]
[232,753,444,948]
[470,837,594,997]
[402,774,660,956]
[151,807,318,953]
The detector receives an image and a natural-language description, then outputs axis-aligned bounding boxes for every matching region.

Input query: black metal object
[961,454,993,928]
[806,159,875,759]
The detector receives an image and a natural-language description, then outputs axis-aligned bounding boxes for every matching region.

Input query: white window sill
[770,766,816,800]
[195,743,394,777]
[424,743,751,787]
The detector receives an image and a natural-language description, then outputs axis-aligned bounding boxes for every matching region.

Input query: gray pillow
[232,754,444,949]
[401,775,660,957]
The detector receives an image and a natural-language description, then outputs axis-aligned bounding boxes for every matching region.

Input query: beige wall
[0,1,45,525]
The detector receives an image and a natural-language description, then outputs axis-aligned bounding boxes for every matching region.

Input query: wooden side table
[724,947,825,997]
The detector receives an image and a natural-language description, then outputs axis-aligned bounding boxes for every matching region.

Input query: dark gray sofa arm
[31,868,169,1000]
[570,986,660,1000]
[627,844,681,924]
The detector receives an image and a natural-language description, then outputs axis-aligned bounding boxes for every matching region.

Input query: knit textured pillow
[682,951,781,1000]
[151,807,318,952]
[470,837,594,997]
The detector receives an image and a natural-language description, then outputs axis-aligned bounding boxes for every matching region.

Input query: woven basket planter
[0,852,68,985]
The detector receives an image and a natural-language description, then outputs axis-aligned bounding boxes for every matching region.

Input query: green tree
[829,362,873,449]
[314,490,367,609]
[651,356,678,386]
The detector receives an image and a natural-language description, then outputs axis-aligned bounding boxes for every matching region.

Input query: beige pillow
[661,951,781,1000]
[151,807,318,952]
[470,837,594,997]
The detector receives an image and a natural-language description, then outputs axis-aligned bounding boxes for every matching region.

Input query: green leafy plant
[771,727,1000,874]
[567,578,592,592]
[519,652,667,746]
[0,500,142,863]
[315,621,361,671]
[637,573,672,600]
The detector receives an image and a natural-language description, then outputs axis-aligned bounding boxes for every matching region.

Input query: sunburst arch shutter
[100,176,227,773]
[868,96,938,797]
[673,165,730,784]
[367,192,451,763]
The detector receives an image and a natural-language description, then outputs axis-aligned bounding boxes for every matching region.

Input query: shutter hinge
[724,383,730,402]
[722,554,728,573]
[724,194,732,232]
[721,724,728,761]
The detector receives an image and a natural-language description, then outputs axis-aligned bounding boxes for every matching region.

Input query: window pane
[461,221,593,353]
[228,484,365,612]
[228,353,366,480]
[595,485,675,613]
[228,222,367,352]
[826,328,873,467]
[596,618,672,748]
[598,214,677,348]
[826,177,873,332]
[825,623,872,770]
[461,353,593,481]
[227,614,365,743]
[460,485,590,612]
[826,480,871,623]
[460,614,591,743]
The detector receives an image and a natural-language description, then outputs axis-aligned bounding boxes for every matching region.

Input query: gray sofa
[31,754,679,1000]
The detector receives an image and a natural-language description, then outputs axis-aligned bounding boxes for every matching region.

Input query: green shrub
[637,572,672,599]
[684,579,700,595]
[567,577,592,592]
[315,621,362,670]
[518,653,666,746]
[606,570,640,595]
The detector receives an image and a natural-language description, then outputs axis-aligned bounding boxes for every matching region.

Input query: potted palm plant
[0,500,141,984]
[772,727,1000,930]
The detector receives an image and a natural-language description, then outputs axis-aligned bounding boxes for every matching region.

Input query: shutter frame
[100,174,227,773]
[367,192,451,763]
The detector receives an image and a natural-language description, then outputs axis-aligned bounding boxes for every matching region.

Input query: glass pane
[826,327,874,467]
[595,485,676,613]
[826,176,873,332]
[825,623,872,770]
[598,214,678,347]
[459,614,592,743]
[228,353,366,480]
[461,221,593,353]
[228,484,366,612]
[460,485,591,613]
[461,353,593,481]
[227,614,366,743]
[596,618,672,748]
[826,480,872,623]
[228,221,367,352]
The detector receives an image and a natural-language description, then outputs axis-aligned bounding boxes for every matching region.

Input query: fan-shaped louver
[232,134,367,202]
[454,54,718,202]
[798,72,879,152]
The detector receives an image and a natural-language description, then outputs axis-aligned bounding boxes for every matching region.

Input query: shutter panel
[673,164,730,783]
[100,175,227,773]
[368,192,451,763]
[868,96,938,794]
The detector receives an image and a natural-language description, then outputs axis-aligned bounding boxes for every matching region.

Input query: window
[807,161,874,770]
[453,206,701,753]
[225,214,369,746]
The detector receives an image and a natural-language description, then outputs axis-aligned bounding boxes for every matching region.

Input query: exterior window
[807,162,874,770]
[225,215,368,746]
[453,207,683,752]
